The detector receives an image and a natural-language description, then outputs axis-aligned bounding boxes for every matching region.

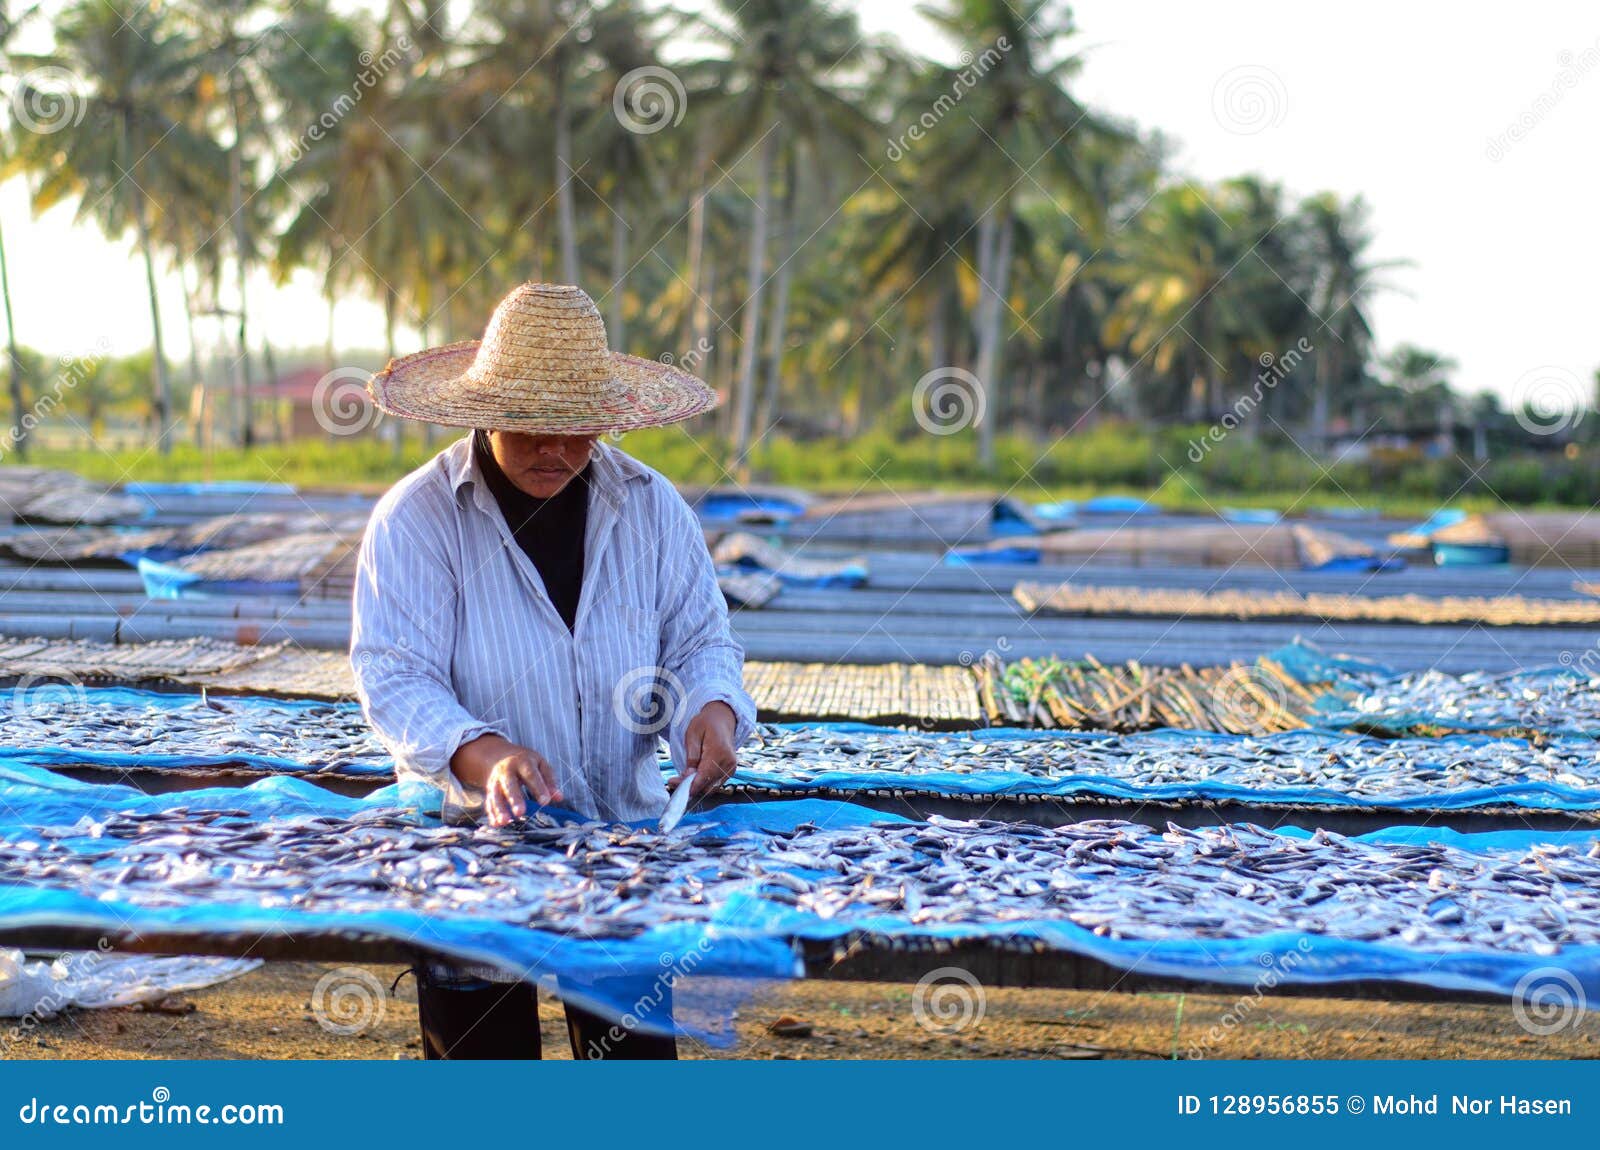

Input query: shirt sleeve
[350,485,501,803]
[655,486,757,773]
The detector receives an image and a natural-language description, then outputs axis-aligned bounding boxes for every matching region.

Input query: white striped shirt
[350,433,755,821]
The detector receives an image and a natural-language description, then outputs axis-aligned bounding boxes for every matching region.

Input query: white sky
[2,0,1597,405]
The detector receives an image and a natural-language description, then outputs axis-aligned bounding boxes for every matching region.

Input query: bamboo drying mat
[1015,580,1600,627]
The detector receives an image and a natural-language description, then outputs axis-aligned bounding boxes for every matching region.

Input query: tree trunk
[554,58,579,286]
[609,207,628,349]
[181,264,207,448]
[731,125,777,466]
[229,73,255,449]
[386,286,403,462]
[261,337,283,443]
[0,221,24,460]
[757,159,797,437]
[683,133,710,355]
[324,283,336,368]
[973,201,1013,469]
[928,278,949,375]
[131,179,172,454]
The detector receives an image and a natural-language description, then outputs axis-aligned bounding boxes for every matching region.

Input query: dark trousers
[414,966,678,1060]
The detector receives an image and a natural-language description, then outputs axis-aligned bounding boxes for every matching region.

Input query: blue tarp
[120,481,300,498]
[137,556,299,599]
[944,545,1040,566]
[1,765,1597,1012]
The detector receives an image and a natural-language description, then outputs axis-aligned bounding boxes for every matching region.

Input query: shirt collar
[446,433,650,507]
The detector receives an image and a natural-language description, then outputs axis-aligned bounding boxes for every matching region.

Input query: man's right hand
[451,734,563,826]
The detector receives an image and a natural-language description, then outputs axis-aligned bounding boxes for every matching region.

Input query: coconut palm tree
[919,0,1118,465]
[9,0,226,453]
[699,0,870,467]
[0,0,36,457]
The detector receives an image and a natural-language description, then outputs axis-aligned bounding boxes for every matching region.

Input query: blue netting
[0,765,1596,1013]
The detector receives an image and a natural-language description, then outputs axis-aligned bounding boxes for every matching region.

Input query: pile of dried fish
[1015,580,1600,627]
[0,691,384,773]
[977,653,1319,733]
[4,806,1597,956]
[737,725,1600,803]
[1335,668,1600,738]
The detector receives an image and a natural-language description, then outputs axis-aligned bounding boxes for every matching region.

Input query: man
[350,282,755,1059]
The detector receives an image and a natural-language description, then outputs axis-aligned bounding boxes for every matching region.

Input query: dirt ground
[6,961,1596,1060]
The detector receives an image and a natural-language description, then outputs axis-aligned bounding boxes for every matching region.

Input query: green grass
[12,421,1595,518]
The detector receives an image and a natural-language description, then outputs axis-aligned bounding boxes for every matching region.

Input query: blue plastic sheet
[944,544,1040,565]
[1,765,1596,1008]
[121,481,299,497]
[137,556,299,599]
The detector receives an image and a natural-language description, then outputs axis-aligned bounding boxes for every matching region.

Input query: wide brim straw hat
[368,282,718,435]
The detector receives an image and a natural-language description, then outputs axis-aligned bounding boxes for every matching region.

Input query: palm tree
[9,0,225,453]
[700,0,870,467]
[920,0,1118,466]
[1297,192,1402,448]
[1101,182,1280,421]
[0,0,38,456]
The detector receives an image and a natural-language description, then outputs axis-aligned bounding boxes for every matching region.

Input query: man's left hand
[672,700,738,798]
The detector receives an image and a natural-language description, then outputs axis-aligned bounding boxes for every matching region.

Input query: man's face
[488,431,597,498]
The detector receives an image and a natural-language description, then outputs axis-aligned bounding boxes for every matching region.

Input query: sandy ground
[5,961,1596,1060]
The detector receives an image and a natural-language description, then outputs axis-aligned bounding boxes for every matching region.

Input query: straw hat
[368,282,718,434]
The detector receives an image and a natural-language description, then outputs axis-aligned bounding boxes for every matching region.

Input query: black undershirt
[473,430,590,633]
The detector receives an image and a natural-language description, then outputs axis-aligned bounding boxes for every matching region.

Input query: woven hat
[368,282,718,434]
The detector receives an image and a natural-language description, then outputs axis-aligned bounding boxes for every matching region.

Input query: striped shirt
[350,433,755,822]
